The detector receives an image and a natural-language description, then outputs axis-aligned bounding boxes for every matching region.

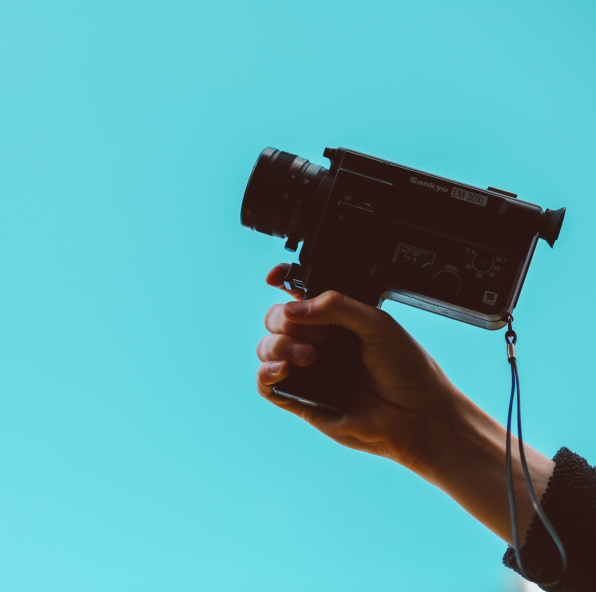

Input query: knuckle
[256,363,272,386]
[320,290,344,310]
[256,363,267,379]
[270,334,291,359]
[318,290,345,324]
[263,304,282,331]
[256,335,271,361]
[257,334,293,362]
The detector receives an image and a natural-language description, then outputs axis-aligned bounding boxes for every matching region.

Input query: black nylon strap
[505,328,567,587]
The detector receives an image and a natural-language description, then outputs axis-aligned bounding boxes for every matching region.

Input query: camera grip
[272,324,362,413]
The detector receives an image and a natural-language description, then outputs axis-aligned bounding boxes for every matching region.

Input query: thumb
[283,290,400,345]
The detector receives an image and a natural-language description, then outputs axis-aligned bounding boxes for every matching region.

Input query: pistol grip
[272,325,361,413]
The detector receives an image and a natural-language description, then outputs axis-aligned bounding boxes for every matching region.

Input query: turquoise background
[0,1,594,590]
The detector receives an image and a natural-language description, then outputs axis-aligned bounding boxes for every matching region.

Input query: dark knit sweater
[503,447,596,591]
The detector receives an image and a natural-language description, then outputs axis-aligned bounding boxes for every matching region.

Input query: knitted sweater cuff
[502,447,596,592]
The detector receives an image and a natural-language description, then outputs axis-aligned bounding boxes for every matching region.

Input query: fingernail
[269,362,283,374]
[292,343,312,362]
[285,300,309,316]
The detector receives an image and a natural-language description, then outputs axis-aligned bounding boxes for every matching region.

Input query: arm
[255,264,554,546]
[421,394,554,544]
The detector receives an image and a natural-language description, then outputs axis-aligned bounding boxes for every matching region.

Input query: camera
[241,146,565,411]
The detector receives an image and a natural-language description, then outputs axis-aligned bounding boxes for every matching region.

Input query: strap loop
[504,317,566,586]
[505,314,517,345]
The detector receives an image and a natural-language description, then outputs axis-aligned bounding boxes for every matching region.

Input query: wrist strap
[505,316,567,586]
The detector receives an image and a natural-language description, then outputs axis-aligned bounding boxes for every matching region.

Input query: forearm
[406,390,555,545]
[257,275,555,545]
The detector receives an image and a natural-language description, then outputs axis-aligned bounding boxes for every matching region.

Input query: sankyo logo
[409,176,448,193]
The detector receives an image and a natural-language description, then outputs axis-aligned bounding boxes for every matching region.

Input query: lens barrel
[241,148,327,248]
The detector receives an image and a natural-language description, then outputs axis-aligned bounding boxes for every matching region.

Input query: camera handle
[504,316,567,586]
[272,319,361,412]
[271,267,376,412]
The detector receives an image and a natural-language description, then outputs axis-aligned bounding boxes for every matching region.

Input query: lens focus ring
[240,147,327,245]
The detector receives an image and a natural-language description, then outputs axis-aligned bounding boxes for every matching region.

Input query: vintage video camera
[241,147,565,411]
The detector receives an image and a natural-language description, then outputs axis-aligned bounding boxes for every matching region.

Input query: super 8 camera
[241,147,565,412]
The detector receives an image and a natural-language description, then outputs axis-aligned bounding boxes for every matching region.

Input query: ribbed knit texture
[503,447,596,591]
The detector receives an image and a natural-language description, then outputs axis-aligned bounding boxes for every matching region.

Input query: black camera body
[241,147,565,411]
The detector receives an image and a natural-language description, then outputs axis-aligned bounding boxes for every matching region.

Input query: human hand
[255,263,463,478]
[255,264,556,545]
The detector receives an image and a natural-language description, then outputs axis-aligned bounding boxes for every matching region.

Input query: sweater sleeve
[503,447,596,591]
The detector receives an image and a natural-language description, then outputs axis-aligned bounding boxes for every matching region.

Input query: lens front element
[240,147,327,248]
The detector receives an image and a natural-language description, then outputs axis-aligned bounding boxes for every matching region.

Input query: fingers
[266,263,305,301]
[266,264,402,345]
[283,290,401,345]
[255,361,304,410]
[256,360,291,397]
[256,361,330,423]
[256,333,317,366]
[256,360,301,409]
[264,303,329,344]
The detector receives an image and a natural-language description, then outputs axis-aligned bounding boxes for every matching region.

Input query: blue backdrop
[0,2,593,591]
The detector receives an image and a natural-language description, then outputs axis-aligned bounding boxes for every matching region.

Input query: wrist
[381,382,467,478]
[401,388,555,544]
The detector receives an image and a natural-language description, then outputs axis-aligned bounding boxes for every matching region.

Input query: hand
[256,263,461,478]
[255,263,555,545]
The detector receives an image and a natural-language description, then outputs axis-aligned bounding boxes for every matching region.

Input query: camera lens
[241,147,327,245]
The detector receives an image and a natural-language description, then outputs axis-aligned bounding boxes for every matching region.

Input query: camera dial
[431,270,462,297]
[472,253,494,273]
